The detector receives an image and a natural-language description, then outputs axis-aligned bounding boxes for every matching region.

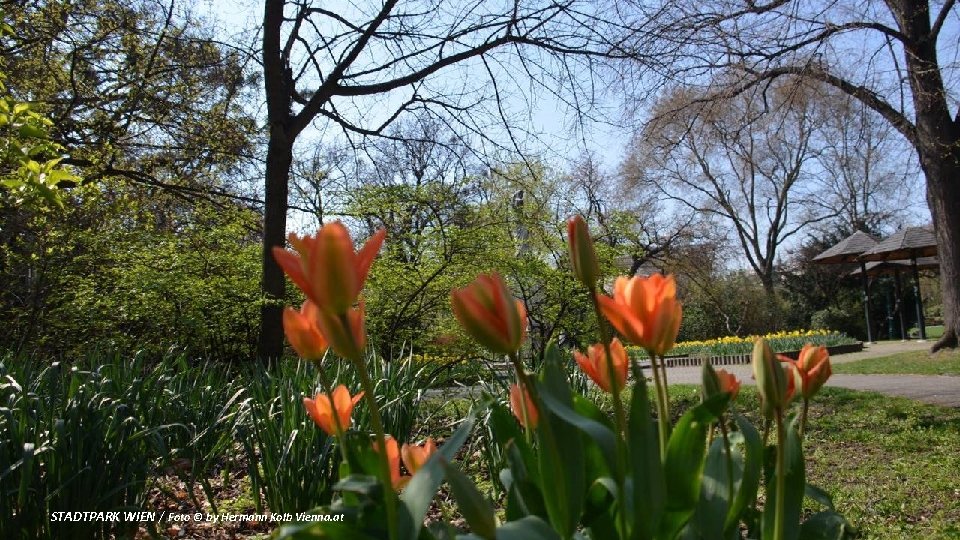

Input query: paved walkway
[663,340,960,407]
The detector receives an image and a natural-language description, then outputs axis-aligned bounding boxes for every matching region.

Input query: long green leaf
[628,371,664,540]
[399,413,475,540]
[536,342,586,538]
[493,516,562,540]
[762,417,805,540]
[726,414,762,533]
[440,457,497,540]
[658,393,729,540]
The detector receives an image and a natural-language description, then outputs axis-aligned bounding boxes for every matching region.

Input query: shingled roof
[859,227,937,262]
[812,230,880,264]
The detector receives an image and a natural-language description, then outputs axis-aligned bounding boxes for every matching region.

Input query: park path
[663,340,960,407]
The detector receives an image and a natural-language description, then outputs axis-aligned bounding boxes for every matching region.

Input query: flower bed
[627,329,858,360]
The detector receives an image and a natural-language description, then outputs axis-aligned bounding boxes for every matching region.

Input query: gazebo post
[911,257,927,341]
[859,260,874,343]
[894,269,908,340]
[885,282,894,339]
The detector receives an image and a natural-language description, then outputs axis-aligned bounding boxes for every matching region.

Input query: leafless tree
[258,0,656,358]
[628,79,835,295]
[812,92,922,234]
[633,0,960,349]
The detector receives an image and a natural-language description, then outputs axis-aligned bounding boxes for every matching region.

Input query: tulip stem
[800,398,809,441]
[649,352,670,458]
[352,348,398,540]
[774,408,786,540]
[590,293,629,538]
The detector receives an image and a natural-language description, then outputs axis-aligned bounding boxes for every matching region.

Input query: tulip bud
[567,215,600,288]
[509,383,539,428]
[702,363,741,402]
[753,339,793,412]
[796,344,832,399]
[451,274,527,354]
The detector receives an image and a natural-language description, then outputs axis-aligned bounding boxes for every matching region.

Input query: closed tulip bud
[574,338,628,393]
[509,383,538,428]
[401,438,438,475]
[567,215,600,288]
[795,344,832,399]
[313,300,368,361]
[451,274,527,354]
[702,363,740,402]
[753,339,794,411]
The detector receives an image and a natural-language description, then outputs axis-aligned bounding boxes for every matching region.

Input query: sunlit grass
[833,349,960,376]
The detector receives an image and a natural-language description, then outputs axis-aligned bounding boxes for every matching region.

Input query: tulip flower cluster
[269,218,847,540]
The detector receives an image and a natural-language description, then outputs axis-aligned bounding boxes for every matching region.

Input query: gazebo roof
[859,226,937,261]
[848,256,940,277]
[812,230,880,264]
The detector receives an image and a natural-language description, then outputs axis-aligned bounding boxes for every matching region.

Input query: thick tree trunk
[257,125,293,361]
[926,154,960,352]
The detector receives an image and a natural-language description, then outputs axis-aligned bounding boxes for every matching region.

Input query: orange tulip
[567,215,600,288]
[702,362,740,402]
[754,339,797,411]
[782,344,832,400]
[303,385,364,436]
[574,338,628,393]
[282,300,329,360]
[373,436,409,490]
[401,438,438,475]
[596,274,682,356]
[715,368,741,401]
[451,274,527,354]
[313,300,368,361]
[509,383,539,428]
[272,223,385,316]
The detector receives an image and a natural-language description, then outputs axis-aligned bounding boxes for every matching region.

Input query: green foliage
[1,186,262,360]
[0,345,452,539]
[0,10,76,207]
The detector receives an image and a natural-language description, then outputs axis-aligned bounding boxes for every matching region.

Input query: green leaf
[502,443,547,520]
[333,474,382,499]
[439,457,497,540]
[726,414,762,533]
[535,342,586,537]
[399,414,475,540]
[583,477,619,540]
[658,393,729,540]
[271,520,378,539]
[693,438,732,536]
[493,516,562,540]
[804,484,835,511]
[18,123,46,138]
[537,391,618,474]
[798,511,856,540]
[628,371,664,540]
[761,417,805,540]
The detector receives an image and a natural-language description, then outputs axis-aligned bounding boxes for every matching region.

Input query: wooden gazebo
[858,227,939,340]
[812,231,880,342]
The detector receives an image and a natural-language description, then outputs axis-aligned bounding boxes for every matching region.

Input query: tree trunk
[926,152,960,352]
[257,124,293,361]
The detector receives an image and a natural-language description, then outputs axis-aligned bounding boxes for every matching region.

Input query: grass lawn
[833,349,960,376]
[663,385,960,539]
